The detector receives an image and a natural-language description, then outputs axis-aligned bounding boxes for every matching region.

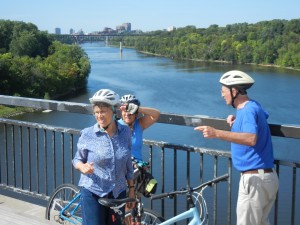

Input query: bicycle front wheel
[125,208,165,225]
[45,183,82,224]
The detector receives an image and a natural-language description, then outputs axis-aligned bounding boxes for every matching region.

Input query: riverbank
[0,105,36,118]
[137,50,300,71]
[104,44,300,71]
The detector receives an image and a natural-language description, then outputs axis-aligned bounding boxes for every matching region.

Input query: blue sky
[1,0,299,34]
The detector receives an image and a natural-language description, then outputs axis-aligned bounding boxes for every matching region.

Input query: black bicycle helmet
[120,94,141,106]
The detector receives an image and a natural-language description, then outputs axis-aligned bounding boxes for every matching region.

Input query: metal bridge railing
[0,95,300,225]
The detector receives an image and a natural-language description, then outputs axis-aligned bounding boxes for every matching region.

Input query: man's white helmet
[89,89,120,106]
[219,70,254,88]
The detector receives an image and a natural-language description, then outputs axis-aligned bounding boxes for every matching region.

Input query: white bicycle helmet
[89,89,120,106]
[120,94,141,106]
[219,70,255,108]
[219,70,254,88]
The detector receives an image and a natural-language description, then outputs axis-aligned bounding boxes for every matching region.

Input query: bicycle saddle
[98,197,136,207]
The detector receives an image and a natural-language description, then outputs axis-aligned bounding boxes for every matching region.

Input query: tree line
[116,19,300,69]
[0,20,91,99]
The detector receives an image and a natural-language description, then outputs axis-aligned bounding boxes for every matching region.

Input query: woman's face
[93,105,113,128]
[121,110,136,125]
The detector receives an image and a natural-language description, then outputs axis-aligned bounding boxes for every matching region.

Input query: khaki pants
[236,170,279,225]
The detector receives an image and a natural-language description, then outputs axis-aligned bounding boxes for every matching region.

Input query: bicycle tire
[125,208,165,224]
[45,183,82,224]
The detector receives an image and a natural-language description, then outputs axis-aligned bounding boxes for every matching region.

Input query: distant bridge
[52,33,143,43]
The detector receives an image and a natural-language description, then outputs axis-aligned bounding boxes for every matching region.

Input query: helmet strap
[230,87,239,108]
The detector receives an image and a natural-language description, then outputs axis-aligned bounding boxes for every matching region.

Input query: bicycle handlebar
[151,173,229,200]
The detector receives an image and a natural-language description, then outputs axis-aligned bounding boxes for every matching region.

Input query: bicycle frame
[58,193,82,224]
[159,204,205,225]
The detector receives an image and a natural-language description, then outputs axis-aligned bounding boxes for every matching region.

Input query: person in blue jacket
[119,94,160,161]
[194,70,279,225]
[73,89,135,225]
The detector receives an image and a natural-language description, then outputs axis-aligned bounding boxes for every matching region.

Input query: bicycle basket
[136,171,157,198]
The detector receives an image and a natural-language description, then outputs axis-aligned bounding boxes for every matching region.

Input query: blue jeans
[80,187,126,225]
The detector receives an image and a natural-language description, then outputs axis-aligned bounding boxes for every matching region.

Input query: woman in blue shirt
[72,89,135,225]
[118,94,160,161]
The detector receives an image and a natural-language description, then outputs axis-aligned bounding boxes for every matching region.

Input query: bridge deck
[0,195,52,225]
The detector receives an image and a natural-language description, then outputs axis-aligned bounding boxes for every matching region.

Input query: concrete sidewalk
[0,195,52,225]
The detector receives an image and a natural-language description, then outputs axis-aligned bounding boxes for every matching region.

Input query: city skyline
[55,22,132,35]
[1,0,300,34]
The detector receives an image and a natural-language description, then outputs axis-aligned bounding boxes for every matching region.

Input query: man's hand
[194,126,217,138]
[227,115,235,127]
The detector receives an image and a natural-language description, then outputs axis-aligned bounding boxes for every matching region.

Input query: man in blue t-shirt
[194,70,279,225]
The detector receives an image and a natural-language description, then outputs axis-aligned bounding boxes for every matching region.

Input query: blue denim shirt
[72,122,134,198]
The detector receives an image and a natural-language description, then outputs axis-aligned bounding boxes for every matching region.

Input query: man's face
[221,86,232,106]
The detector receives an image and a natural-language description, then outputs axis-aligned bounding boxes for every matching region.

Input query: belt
[242,168,273,175]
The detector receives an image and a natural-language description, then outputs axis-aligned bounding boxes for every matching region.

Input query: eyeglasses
[94,110,109,116]
[221,88,230,95]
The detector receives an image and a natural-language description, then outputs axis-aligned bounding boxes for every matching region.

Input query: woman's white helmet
[219,70,255,89]
[89,89,120,106]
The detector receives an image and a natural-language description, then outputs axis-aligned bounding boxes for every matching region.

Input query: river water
[14,42,300,161]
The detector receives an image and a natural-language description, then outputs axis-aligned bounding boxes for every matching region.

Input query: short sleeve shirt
[231,100,274,172]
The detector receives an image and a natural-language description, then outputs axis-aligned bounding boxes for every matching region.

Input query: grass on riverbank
[0,105,35,118]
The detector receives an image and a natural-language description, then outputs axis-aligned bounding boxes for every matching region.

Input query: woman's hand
[120,103,139,114]
[77,162,94,174]
[119,104,127,112]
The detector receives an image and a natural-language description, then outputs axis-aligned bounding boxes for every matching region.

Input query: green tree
[0,53,13,94]
[9,31,39,57]
[0,20,90,98]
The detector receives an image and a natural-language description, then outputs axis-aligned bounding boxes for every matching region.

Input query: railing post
[213,156,218,225]
[161,146,165,218]
[173,148,177,220]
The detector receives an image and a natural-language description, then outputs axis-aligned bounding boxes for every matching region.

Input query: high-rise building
[55,28,61,34]
[122,23,131,32]
[116,23,131,33]
[70,28,75,34]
